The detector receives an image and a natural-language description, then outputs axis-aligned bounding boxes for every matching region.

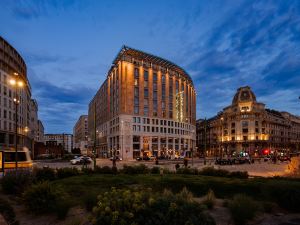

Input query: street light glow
[9,79,16,85]
[17,80,24,87]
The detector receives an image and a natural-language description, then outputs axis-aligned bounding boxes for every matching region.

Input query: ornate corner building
[196,86,300,157]
[0,36,43,153]
[88,46,196,159]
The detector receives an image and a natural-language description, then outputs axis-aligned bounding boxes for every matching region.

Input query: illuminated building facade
[0,36,42,154]
[88,46,196,159]
[196,86,300,156]
[73,115,88,154]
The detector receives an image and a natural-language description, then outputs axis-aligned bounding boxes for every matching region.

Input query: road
[33,158,289,177]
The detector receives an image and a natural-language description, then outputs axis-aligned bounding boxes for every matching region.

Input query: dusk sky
[1,0,299,133]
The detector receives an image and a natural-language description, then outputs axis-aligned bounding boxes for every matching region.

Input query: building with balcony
[88,46,196,159]
[196,86,300,157]
[0,36,42,155]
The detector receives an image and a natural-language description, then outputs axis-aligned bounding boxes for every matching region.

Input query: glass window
[134,106,139,114]
[153,73,157,82]
[144,70,148,81]
[134,68,139,78]
[144,88,148,98]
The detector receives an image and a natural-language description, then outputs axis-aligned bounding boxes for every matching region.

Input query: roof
[112,45,193,84]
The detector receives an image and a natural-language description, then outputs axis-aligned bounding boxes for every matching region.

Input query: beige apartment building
[88,46,196,159]
[0,36,42,154]
[73,115,88,154]
[44,133,73,153]
[196,86,300,157]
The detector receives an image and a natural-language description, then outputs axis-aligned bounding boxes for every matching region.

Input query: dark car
[136,156,150,161]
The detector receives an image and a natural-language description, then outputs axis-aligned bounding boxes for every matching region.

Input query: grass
[51,174,300,211]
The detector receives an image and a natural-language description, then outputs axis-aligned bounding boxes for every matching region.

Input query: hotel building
[196,86,300,157]
[88,46,196,159]
[0,36,42,154]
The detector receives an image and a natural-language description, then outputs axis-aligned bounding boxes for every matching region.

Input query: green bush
[57,167,79,179]
[150,166,160,174]
[176,167,198,175]
[83,192,98,211]
[0,197,19,225]
[1,170,33,195]
[91,187,215,225]
[202,189,216,209]
[35,167,56,181]
[199,167,229,177]
[94,166,117,174]
[81,167,94,175]
[228,171,249,179]
[23,181,71,219]
[229,194,260,225]
[121,164,149,174]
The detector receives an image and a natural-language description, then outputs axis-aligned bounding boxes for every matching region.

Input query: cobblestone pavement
[33,158,289,177]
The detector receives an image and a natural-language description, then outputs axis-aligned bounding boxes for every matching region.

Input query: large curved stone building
[196,86,300,157]
[0,36,42,154]
[89,46,196,159]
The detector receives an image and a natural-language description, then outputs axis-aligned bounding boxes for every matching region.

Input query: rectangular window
[144,70,148,81]
[153,73,157,82]
[144,88,148,98]
[134,68,139,78]
[134,106,139,114]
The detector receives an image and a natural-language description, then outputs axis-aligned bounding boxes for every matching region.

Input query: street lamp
[9,72,24,171]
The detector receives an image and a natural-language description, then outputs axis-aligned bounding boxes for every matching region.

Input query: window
[134,106,139,114]
[134,68,139,78]
[162,74,165,83]
[242,121,248,127]
[144,70,148,81]
[153,73,157,82]
[144,88,148,98]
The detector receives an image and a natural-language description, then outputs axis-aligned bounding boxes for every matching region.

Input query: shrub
[150,166,160,174]
[202,189,216,209]
[94,166,117,174]
[1,170,33,195]
[229,171,249,179]
[262,201,276,213]
[81,167,94,175]
[83,192,98,211]
[176,167,198,175]
[57,167,79,179]
[199,167,229,177]
[0,197,19,225]
[34,167,56,181]
[23,181,71,219]
[121,164,149,174]
[229,194,260,225]
[91,187,216,225]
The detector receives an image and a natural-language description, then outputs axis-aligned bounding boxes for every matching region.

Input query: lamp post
[9,73,24,171]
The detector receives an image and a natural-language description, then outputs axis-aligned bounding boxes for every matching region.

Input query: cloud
[6,0,84,20]
[184,0,300,118]
[28,69,96,133]
[24,52,77,66]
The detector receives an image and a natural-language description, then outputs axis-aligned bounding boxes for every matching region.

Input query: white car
[70,156,92,165]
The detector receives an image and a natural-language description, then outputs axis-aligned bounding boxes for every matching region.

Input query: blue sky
[0,0,299,133]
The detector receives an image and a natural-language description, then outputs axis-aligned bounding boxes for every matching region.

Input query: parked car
[70,156,92,165]
[149,156,156,160]
[136,156,150,161]
[109,156,122,161]
[278,155,291,162]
